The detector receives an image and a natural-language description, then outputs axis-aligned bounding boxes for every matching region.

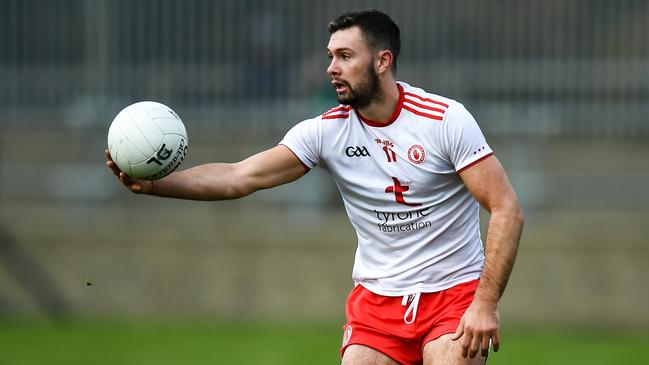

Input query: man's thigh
[423,334,486,365]
[342,344,400,365]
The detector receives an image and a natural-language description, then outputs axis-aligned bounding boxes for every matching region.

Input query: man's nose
[327,58,340,76]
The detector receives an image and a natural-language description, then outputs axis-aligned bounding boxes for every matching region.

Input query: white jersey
[279,82,493,296]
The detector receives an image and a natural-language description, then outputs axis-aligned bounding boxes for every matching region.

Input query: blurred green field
[1,320,647,365]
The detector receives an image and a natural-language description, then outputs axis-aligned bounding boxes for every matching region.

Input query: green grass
[493,328,648,365]
[0,320,647,364]
[0,319,341,365]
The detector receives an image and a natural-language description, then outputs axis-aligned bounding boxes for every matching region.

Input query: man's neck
[357,80,400,124]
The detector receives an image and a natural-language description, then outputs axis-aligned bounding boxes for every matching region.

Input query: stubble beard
[336,63,383,110]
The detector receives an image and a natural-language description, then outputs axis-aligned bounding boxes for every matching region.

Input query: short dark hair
[328,9,401,72]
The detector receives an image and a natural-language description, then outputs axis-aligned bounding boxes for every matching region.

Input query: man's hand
[451,299,500,359]
[105,149,153,194]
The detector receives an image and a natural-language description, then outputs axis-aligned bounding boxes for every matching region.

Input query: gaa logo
[345,146,370,157]
[407,144,426,164]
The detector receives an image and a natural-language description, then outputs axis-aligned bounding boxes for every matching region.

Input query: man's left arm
[451,155,524,359]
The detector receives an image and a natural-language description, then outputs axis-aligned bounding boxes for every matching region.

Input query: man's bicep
[458,155,518,213]
[235,145,308,193]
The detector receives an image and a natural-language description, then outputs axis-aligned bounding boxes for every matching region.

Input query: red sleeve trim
[403,91,450,108]
[403,98,447,114]
[457,153,494,173]
[402,104,444,121]
[322,105,352,117]
[322,113,350,120]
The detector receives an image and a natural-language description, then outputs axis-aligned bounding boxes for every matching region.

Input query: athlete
[106,9,523,365]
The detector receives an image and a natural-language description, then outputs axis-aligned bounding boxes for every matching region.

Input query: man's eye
[341,54,350,60]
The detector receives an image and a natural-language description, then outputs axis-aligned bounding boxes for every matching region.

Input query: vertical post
[84,0,109,108]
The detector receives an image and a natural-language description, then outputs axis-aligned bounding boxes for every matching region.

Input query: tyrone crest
[408,144,426,164]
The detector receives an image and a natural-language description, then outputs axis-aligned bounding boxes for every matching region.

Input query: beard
[335,63,383,109]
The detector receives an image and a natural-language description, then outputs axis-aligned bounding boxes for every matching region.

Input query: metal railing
[1,0,648,138]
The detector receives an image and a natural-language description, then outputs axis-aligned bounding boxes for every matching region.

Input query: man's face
[327,26,382,109]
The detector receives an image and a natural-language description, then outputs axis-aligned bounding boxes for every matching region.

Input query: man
[106,9,523,365]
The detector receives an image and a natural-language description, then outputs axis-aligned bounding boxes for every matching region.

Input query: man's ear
[375,50,394,75]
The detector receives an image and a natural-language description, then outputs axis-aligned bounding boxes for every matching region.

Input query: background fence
[1,0,649,331]
[2,0,649,137]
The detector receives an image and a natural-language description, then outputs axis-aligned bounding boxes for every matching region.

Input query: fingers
[480,336,491,358]
[466,332,498,359]
[105,149,134,188]
[492,332,500,353]
[452,302,500,359]
[451,318,465,341]
[461,332,472,358]
[458,331,489,359]
[118,171,136,188]
[105,149,151,194]
[453,324,498,358]
[106,151,133,185]
[106,160,120,176]
[105,149,121,177]
[452,317,476,358]
[468,334,481,359]
[118,172,138,191]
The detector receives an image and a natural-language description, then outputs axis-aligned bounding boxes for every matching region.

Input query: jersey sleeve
[442,102,493,172]
[278,117,322,169]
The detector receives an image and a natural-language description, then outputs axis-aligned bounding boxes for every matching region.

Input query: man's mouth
[332,80,349,94]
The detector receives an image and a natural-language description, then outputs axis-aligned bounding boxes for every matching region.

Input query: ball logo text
[147,144,173,166]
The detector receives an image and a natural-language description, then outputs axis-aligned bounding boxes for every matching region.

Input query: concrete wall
[1,129,648,328]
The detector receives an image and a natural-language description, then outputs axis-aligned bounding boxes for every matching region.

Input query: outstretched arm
[105,145,308,200]
[451,155,524,358]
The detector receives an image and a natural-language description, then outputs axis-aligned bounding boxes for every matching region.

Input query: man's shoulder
[398,82,460,122]
[320,104,353,120]
[287,104,351,135]
[398,81,457,108]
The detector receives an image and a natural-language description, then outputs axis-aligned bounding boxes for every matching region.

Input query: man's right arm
[105,145,308,200]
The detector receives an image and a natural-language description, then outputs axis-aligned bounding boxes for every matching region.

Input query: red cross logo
[385,177,421,207]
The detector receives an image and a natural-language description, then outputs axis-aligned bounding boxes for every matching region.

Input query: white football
[107,101,188,180]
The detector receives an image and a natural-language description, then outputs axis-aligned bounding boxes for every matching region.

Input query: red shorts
[341,279,479,365]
